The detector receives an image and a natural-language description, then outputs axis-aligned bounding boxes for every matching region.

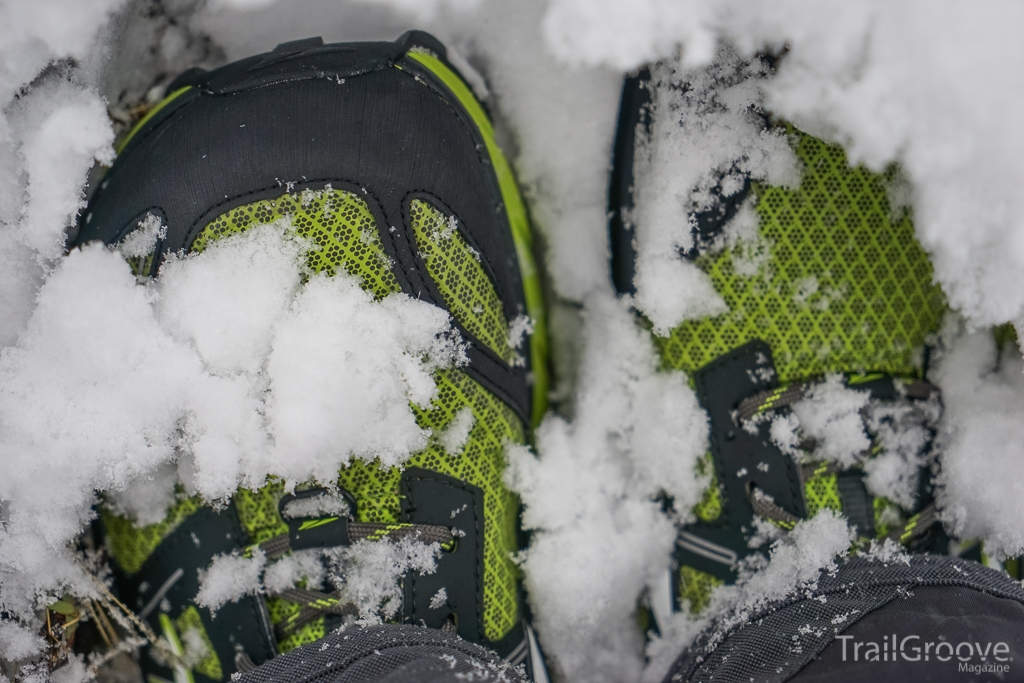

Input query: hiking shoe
[607,54,970,621]
[75,31,548,680]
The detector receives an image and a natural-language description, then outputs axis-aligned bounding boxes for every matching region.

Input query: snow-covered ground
[3,1,1024,681]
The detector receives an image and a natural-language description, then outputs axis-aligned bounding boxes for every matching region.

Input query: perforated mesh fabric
[176,605,223,680]
[409,199,514,363]
[104,188,527,657]
[335,367,525,641]
[804,469,843,517]
[101,495,200,575]
[678,566,722,615]
[692,454,722,523]
[667,128,947,621]
[234,483,288,543]
[655,129,947,382]
[192,188,399,299]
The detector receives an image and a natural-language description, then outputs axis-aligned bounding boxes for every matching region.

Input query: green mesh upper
[692,453,722,523]
[671,128,948,614]
[678,565,722,615]
[803,468,843,517]
[409,198,514,362]
[192,187,400,298]
[101,495,201,575]
[104,187,526,658]
[656,129,947,382]
[334,367,524,640]
[176,605,222,680]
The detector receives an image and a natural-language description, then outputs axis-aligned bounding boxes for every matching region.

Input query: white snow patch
[11,80,114,261]
[862,392,940,509]
[262,550,327,595]
[280,492,352,521]
[266,267,466,481]
[429,587,448,610]
[769,413,801,458]
[631,51,800,334]
[0,620,46,661]
[195,549,266,614]
[327,537,441,623]
[508,314,534,352]
[860,538,912,566]
[0,227,465,628]
[117,213,167,259]
[103,462,179,526]
[935,317,1024,557]
[438,406,475,456]
[506,292,709,683]
[157,220,306,377]
[791,375,871,468]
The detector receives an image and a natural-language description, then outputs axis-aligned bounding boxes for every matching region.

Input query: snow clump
[0,225,464,633]
[506,292,710,683]
[630,50,800,334]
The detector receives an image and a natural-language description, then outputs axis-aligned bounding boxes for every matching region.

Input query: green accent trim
[175,606,222,681]
[117,86,192,155]
[297,517,337,532]
[756,386,789,415]
[693,453,723,522]
[678,565,722,614]
[900,511,921,544]
[159,613,196,683]
[403,51,549,427]
[102,495,201,574]
[804,467,842,517]
[847,373,885,385]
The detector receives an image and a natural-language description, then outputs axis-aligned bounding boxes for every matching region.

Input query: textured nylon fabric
[664,555,1024,683]
[103,188,525,654]
[794,585,1024,682]
[237,625,527,683]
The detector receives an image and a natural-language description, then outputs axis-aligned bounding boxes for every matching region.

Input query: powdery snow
[4,0,1024,680]
[437,406,475,455]
[790,375,871,468]
[326,537,441,623]
[506,292,709,682]
[0,227,465,629]
[631,51,799,333]
[195,550,266,614]
[934,318,1024,558]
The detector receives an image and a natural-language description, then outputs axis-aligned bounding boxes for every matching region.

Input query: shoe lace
[733,374,940,545]
[242,494,456,642]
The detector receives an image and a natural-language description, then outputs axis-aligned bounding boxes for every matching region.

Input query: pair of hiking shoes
[75,30,985,683]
